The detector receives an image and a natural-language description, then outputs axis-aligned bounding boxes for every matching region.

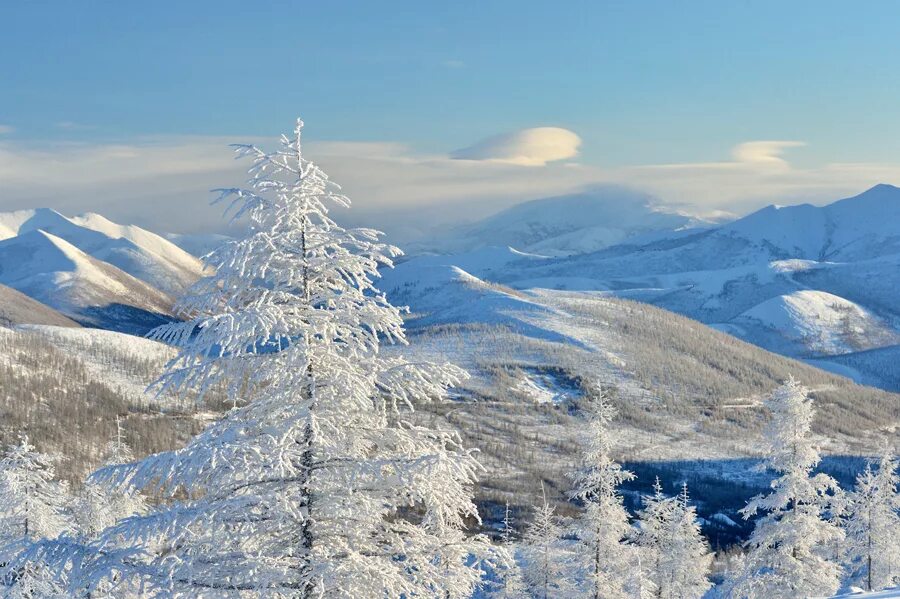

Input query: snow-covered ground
[828,589,900,598]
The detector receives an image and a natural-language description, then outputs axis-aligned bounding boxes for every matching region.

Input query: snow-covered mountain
[416,185,900,377]
[409,187,710,257]
[0,208,204,295]
[0,229,174,333]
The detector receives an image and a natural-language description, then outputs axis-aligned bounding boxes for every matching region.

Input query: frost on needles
[17,118,496,598]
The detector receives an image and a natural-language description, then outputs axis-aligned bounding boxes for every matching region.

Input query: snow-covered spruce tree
[668,484,713,598]
[634,478,713,599]
[569,384,639,599]
[492,502,526,599]
[0,437,69,552]
[71,422,146,542]
[843,450,900,591]
[724,377,844,599]
[61,118,493,597]
[520,486,572,599]
[633,477,674,594]
[0,437,70,597]
[633,481,711,599]
[623,552,656,599]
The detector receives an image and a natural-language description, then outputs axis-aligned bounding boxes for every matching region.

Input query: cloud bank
[452,127,581,166]
[0,128,897,242]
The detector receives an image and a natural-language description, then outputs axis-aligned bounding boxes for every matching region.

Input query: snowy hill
[410,187,706,257]
[0,230,174,333]
[725,290,899,356]
[0,283,81,328]
[0,208,203,295]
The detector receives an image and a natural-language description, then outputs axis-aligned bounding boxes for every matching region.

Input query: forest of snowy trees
[0,119,898,598]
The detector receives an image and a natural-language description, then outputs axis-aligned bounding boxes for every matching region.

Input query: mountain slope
[0,208,203,295]
[0,230,174,333]
[0,284,81,328]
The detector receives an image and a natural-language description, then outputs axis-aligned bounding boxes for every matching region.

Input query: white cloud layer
[452,127,581,166]
[0,130,897,242]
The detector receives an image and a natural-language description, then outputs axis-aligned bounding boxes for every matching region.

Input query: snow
[710,512,738,527]
[164,231,232,257]
[0,284,80,328]
[829,589,900,598]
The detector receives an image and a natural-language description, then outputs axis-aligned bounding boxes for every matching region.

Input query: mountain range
[388,184,900,390]
[0,208,204,332]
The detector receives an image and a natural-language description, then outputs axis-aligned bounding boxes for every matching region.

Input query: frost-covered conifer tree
[634,477,675,592]
[0,437,70,598]
[635,481,711,599]
[520,486,572,599]
[0,437,69,550]
[493,502,527,599]
[668,483,713,598]
[624,552,656,599]
[71,422,146,541]
[843,450,900,591]
[725,377,844,598]
[52,118,492,598]
[569,385,638,599]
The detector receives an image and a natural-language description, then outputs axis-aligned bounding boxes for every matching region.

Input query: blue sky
[3,1,900,234]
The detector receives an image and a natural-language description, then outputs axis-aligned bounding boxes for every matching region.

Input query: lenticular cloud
[452,126,581,166]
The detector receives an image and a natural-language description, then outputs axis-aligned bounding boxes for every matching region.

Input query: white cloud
[441,59,465,69]
[0,125,13,135]
[452,127,581,166]
[731,140,805,166]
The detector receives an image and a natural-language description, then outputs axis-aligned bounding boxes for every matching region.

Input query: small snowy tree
[569,385,639,599]
[493,502,527,599]
[0,437,70,597]
[520,486,572,599]
[633,477,675,591]
[725,377,844,598]
[668,484,713,598]
[843,450,900,591]
[49,118,492,598]
[71,421,146,541]
[623,552,657,599]
[0,437,69,550]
